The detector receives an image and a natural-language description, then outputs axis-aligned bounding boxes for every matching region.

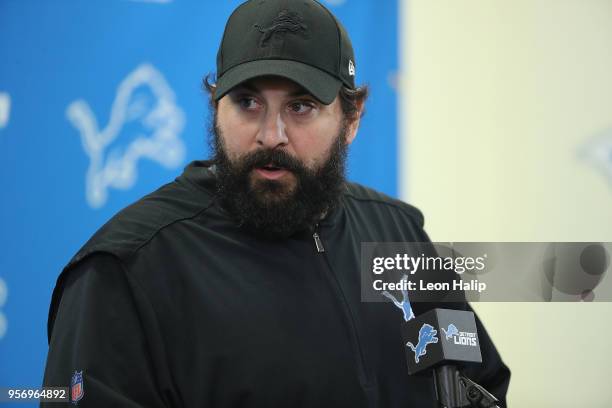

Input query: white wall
[400,1,612,406]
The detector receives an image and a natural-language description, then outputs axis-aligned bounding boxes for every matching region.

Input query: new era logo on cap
[348,60,355,76]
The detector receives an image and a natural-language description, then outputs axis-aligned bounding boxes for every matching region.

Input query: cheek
[216,107,258,158]
[291,119,342,168]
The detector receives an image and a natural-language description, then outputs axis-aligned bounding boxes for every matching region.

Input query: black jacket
[43,160,510,407]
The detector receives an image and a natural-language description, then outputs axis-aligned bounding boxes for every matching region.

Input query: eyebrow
[233,82,313,98]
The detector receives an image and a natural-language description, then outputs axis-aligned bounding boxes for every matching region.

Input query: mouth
[254,163,290,180]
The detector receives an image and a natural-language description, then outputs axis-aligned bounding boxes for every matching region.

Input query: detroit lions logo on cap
[254,10,309,47]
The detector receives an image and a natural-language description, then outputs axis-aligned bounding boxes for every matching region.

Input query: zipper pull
[312,224,325,253]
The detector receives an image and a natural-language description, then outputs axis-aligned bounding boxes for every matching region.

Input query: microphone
[401,308,501,408]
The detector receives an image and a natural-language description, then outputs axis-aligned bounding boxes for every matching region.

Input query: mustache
[238,148,306,173]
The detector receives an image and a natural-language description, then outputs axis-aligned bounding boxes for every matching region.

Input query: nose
[256,109,288,149]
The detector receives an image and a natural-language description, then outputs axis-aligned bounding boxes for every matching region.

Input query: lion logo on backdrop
[66,63,186,209]
[0,92,10,129]
[0,277,8,340]
[579,130,612,190]
[323,0,347,6]
[382,274,415,322]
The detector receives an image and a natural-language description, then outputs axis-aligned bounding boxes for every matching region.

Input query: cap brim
[214,60,342,105]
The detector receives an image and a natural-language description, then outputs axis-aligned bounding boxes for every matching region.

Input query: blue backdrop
[0,0,398,403]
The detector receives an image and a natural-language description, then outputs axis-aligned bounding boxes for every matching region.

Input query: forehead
[229,76,312,97]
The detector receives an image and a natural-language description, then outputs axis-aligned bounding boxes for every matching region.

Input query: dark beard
[211,120,348,239]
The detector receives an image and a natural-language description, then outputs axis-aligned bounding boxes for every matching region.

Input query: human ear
[344,99,364,145]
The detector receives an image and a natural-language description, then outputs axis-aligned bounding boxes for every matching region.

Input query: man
[43,0,510,407]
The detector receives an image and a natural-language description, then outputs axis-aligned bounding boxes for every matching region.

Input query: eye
[288,100,315,115]
[236,96,261,111]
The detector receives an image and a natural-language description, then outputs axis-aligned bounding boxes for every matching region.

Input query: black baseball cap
[214,0,356,105]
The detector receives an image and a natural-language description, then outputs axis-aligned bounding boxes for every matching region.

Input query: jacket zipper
[312,224,325,253]
[312,224,370,387]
